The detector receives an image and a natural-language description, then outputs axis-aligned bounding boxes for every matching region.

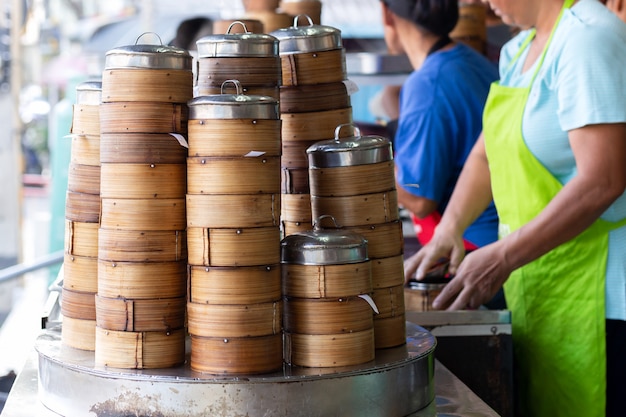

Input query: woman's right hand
[403,227,466,284]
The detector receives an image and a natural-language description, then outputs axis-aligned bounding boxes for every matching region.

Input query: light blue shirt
[499,0,626,320]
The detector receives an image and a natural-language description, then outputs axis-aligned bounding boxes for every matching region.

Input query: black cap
[382,0,459,38]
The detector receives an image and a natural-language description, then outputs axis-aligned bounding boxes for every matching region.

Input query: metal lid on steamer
[104,33,192,70]
[270,15,342,54]
[188,80,279,120]
[196,21,279,58]
[281,216,368,265]
[75,80,102,105]
[307,123,393,168]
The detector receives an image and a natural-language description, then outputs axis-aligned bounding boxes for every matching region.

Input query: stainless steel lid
[75,81,102,105]
[188,80,279,120]
[196,21,279,58]
[281,216,368,265]
[270,15,342,55]
[307,124,393,168]
[104,33,192,70]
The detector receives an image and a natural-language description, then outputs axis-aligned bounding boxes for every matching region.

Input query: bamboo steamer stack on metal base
[281,216,376,367]
[95,38,193,369]
[195,23,281,101]
[307,124,406,349]
[186,80,283,375]
[270,16,353,237]
[61,80,102,351]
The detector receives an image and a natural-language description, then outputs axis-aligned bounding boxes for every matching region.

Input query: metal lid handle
[221,79,243,95]
[135,32,163,45]
[334,123,361,143]
[292,14,314,28]
[227,21,251,34]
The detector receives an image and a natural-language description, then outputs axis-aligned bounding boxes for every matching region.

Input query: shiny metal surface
[196,28,279,58]
[33,322,436,417]
[270,15,342,54]
[188,84,279,120]
[345,52,413,75]
[75,81,102,105]
[104,41,192,70]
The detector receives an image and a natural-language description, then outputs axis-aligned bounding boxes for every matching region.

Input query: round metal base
[35,322,436,417]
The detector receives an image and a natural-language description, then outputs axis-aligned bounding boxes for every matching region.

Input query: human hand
[403,229,465,284]
[606,0,626,23]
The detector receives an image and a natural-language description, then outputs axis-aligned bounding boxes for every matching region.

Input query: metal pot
[306,123,393,168]
[269,15,342,54]
[188,80,279,120]
[196,21,279,58]
[75,81,102,105]
[104,33,192,70]
[281,215,368,265]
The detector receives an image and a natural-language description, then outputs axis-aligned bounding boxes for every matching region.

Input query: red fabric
[411,211,479,251]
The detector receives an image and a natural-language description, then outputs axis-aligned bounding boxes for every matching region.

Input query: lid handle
[334,123,361,143]
[292,14,314,28]
[313,215,341,230]
[221,79,243,95]
[135,32,163,45]
[227,21,251,34]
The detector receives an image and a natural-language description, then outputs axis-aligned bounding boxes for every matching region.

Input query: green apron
[483,1,626,415]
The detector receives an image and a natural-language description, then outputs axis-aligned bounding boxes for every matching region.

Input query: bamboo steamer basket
[280,82,350,113]
[196,25,278,58]
[95,295,186,332]
[61,316,96,351]
[280,1,322,25]
[64,220,99,257]
[373,314,406,349]
[190,333,283,374]
[281,107,352,142]
[71,80,101,137]
[61,288,96,320]
[65,191,100,223]
[246,11,293,33]
[67,163,100,195]
[281,167,310,194]
[100,198,185,231]
[97,260,187,299]
[63,253,98,293]
[280,193,312,222]
[283,262,371,298]
[283,296,373,334]
[343,221,404,259]
[404,282,448,312]
[281,219,312,236]
[187,156,280,195]
[282,139,319,168]
[187,119,281,157]
[309,161,395,196]
[187,226,281,266]
[213,19,264,34]
[372,285,405,320]
[243,0,280,12]
[195,85,279,101]
[187,301,282,337]
[450,4,487,54]
[283,329,375,367]
[311,191,399,227]
[98,229,186,262]
[100,163,186,199]
[99,102,188,134]
[188,264,281,305]
[371,255,406,289]
[100,133,187,164]
[186,194,280,229]
[70,135,100,166]
[95,326,186,369]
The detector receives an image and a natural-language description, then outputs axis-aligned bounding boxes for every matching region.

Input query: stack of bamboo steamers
[95,38,193,368]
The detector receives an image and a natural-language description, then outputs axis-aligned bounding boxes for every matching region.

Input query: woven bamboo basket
[280,0,322,24]
[188,264,281,305]
[196,56,281,88]
[186,194,279,228]
[309,161,395,197]
[450,4,487,54]
[372,285,405,320]
[61,316,96,351]
[279,82,350,113]
[187,226,281,267]
[100,198,186,231]
[187,119,281,157]
[281,220,313,236]
[100,163,187,199]
[61,288,96,320]
[283,329,375,367]
[97,260,187,299]
[95,327,186,369]
[98,229,186,262]
[63,253,97,293]
[187,156,280,195]
[187,301,282,337]
[70,135,100,166]
[281,107,352,142]
[283,296,374,334]
[195,85,280,101]
[373,314,406,349]
[280,193,312,223]
[100,133,187,164]
[281,140,319,168]
[65,191,100,223]
[67,163,100,195]
[281,167,310,194]
[310,191,399,227]
[99,102,188,134]
[71,104,100,136]
[95,295,186,332]
[404,283,447,312]
[280,48,346,86]
[282,262,371,298]
[64,220,99,257]
[342,221,404,259]
[101,69,193,103]
[371,255,406,289]
[190,333,283,374]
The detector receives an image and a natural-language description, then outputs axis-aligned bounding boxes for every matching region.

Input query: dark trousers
[606,319,626,417]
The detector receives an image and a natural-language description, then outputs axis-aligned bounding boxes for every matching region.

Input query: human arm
[606,0,626,23]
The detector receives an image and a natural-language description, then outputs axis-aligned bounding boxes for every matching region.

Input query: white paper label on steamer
[169,133,189,149]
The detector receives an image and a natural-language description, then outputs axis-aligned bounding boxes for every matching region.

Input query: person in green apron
[403,1,626,416]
